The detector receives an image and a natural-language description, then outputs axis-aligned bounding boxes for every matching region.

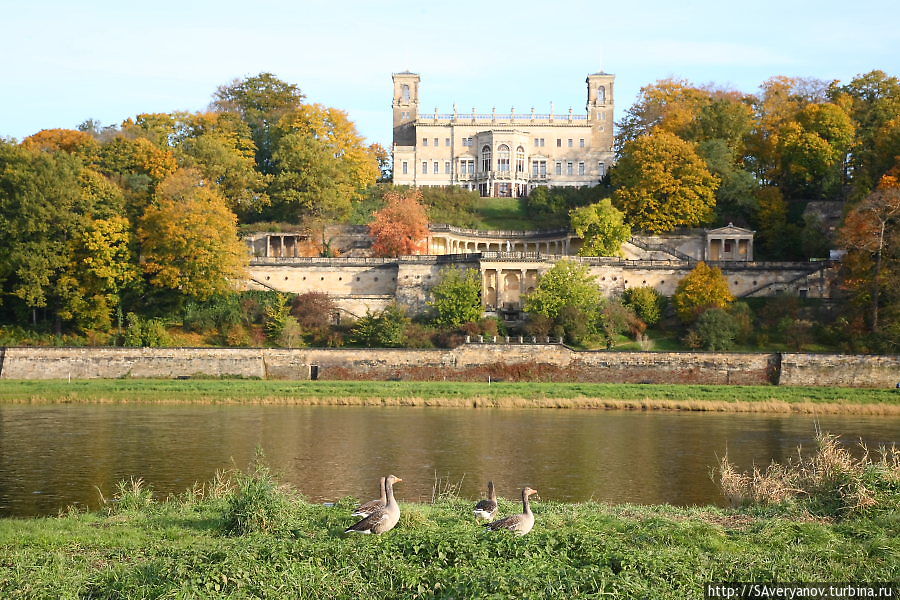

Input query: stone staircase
[628,237,696,262]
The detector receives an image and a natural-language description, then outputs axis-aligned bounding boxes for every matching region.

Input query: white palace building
[391,71,616,198]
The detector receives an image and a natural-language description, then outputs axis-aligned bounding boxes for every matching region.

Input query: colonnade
[481,268,538,310]
[436,237,570,255]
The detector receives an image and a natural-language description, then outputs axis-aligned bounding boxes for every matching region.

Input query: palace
[391,71,616,197]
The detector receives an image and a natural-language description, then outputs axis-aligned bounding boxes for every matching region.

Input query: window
[532,161,539,176]
[422,138,428,146]
[402,161,408,175]
[567,138,573,147]
[567,161,574,175]
[434,137,439,146]
[579,138,585,148]
[462,137,473,147]
[601,112,607,121]
[422,161,428,174]
[444,161,451,174]
[598,85,606,103]
[401,111,409,119]
[497,144,510,172]
[532,160,547,177]
[401,84,410,102]
[539,161,547,177]
[445,138,450,146]
[515,146,525,173]
[578,161,585,175]
[556,138,562,147]
[598,162,606,177]
[555,161,562,175]
[433,161,439,174]
[538,138,545,147]
[481,145,492,172]
[534,137,540,146]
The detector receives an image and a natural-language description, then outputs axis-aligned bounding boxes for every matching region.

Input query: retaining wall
[1,345,896,387]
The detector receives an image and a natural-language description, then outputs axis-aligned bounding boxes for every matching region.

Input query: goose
[473,480,498,520]
[352,477,386,517]
[345,475,402,534]
[484,487,538,536]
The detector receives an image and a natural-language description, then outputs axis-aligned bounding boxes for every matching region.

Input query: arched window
[515,146,525,173]
[481,145,492,172]
[597,85,606,103]
[401,84,410,102]
[497,144,510,172]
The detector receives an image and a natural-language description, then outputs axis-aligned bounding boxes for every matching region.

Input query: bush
[428,266,483,328]
[290,292,337,333]
[621,286,665,326]
[557,304,590,345]
[524,313,553,337]
[690,308,739,351]
[182,295,243,334]
[729,301,754,345]
[350,303,409,347]
[264,295,305,348]
[123,312,171,347]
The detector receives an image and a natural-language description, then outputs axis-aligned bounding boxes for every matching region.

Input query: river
[0,404,897,517]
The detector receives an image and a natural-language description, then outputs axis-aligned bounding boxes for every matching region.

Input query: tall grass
[222,452,294,535]
[718,432,900,517]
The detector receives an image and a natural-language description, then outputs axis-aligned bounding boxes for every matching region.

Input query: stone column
[519,269,526,308]
[266,235,271,258]
[496,269,504,309]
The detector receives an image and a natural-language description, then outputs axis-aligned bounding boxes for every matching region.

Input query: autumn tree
[840,172,900,333]
[570,199,631,257]
[369,189,429,257]
[612,131,720,233]
[428,266,482,328]
[0,142,129,331]
[672,262,735,323]
[212,73,306,173]
[22,128,100,160]
[138,169,248,302]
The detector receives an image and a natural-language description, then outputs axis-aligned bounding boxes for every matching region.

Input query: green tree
[524,260,601,321]
[621,286,665,326]
[428,266,483,328]
[0,143,121,330]
[673,262,735,323]
[212,73,306,173]
[351,303,409,347]
[570,199,631,257]
[612,131,720,233]
[138,169,248,303]
[689,308,739,350]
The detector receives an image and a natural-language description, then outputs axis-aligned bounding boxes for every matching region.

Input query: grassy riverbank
[1,485,898,599]
[0,379,898,414]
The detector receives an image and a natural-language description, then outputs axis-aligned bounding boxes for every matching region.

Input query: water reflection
[0,404,897,517]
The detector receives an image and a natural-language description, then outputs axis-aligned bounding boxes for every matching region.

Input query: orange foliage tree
[369,189,429,257]
[840,170,900,332]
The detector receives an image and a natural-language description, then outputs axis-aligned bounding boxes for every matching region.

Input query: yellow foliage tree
[612,131,720,233]
[673,262,735,323]
[138,169,248,301]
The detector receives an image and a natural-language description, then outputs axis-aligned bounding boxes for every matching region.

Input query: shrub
[264,295,305,348]
[690,308,739,351]
[600,300,640,347]
[524,313,553,337]
[621,286,665,326]
[557,304,590,345]
[182,295,243,334]
[350,303,409,347]
[729,301,754,344]
[290,292,337,333]
[123,312,171,347]
[404,322,435,348]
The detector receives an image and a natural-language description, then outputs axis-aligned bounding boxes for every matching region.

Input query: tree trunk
[872,223,885,333]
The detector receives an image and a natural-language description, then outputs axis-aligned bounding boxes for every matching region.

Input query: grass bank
[0,379,898,414]
[1,485,897,598]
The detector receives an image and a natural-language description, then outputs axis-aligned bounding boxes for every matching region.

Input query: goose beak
[395,478,403,483]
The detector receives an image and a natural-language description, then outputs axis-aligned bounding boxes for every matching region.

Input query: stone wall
[779,353,900,388]
[1,345,894,388]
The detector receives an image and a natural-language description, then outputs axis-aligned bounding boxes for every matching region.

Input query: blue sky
[2,0,898,147]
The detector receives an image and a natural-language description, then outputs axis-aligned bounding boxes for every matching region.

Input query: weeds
[430,472,466,503]
[718,432,900,517]
[222,452,293,535]
[102,476,155,513]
